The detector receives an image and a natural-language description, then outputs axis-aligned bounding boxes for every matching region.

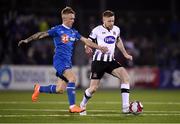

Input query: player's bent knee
[68,77,76,83]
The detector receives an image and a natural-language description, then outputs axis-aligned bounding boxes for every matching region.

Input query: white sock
[121,83,130,109]
[81,89,92,107]
[69,104,75,109]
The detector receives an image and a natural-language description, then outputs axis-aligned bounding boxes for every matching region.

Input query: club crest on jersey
[104,36,115,44]
[61,34,69,43]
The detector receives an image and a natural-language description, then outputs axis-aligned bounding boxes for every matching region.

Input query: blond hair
[61,7,75,16]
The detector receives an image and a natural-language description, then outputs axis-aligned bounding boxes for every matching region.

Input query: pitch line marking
[0,101,180,105]
[0,113,180,118]
[0,109,180,113]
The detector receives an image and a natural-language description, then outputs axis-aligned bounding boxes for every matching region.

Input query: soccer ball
[129,101,143,115]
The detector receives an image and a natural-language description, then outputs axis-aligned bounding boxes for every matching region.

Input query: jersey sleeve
[47,26,58,37]
[117,27,121,38]
[89,28,97,40]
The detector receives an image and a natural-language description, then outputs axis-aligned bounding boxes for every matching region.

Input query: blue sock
[66,82,75,106]
[39,85,56,93]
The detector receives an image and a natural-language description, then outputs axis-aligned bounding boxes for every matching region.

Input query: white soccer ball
[129,101,143,114]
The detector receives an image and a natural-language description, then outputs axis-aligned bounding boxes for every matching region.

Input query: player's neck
[62,23,71,29]
[103,24,112,31]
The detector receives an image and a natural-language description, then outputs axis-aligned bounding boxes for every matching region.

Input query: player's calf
[56,86,66,94]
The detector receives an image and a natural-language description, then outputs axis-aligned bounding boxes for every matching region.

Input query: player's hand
[85,45,93,54]
[99,46,108,53]
[18,39,28,46]
[124,54,133,61]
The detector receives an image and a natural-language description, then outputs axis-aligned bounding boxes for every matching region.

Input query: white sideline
[0,101,180,105]
[1,101,180,118]
[1,108,180,113]
[0,113,180,118]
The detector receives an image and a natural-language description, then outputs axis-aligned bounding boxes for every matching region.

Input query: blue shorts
[53,57,72,76]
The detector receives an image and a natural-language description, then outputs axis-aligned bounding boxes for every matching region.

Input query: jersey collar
[62,24,71,29]
[102,24,112,32]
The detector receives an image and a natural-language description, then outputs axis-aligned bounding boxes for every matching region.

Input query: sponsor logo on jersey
[61,34,76,43]
[69,37,76,41]
[104,36,115,44]
[61,34,69,43]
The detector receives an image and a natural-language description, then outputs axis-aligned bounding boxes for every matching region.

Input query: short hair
[102,10,114,17]
[61,6,75,15]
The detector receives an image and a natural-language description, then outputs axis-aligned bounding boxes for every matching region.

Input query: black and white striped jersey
[89,25,120,62]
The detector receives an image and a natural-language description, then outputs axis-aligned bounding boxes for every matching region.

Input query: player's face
[62,13,75,28]
[103,16,115,30]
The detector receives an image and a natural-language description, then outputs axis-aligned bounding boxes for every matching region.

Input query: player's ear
[62,14,67,21]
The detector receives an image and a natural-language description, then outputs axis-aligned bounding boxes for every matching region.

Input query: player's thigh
[63,68,76,82]
[111,67,130,83]
[91,61,106,79]
[56,78,67,93]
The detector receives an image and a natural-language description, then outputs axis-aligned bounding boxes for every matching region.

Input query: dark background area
[0,0,179,68]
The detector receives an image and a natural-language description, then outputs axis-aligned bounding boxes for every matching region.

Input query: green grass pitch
[0,89,180,123]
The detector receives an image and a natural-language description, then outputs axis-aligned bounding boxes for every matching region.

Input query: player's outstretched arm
[84,45,93,54]
[18,31,49,46]
[116,37,133,61]
[80,37,108,53]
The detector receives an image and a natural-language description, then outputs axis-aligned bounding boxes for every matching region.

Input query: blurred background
[0,0,180,90]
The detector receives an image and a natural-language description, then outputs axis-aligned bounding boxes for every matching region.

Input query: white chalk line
[0,113,180,118]
[0,101,180,105]
[0,102,180,117]
[0,109,180,117]
[0,108,180,113]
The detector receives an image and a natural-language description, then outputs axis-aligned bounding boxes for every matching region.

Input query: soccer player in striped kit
[18,7,108,113]
[80,10,133,115]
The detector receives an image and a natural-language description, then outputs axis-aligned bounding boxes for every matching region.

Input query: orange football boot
[69,105,85,113]
[32,84,40,102]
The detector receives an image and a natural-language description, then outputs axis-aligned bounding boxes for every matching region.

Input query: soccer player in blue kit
[18,7,108,113]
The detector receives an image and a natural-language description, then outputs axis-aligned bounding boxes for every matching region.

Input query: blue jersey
[47,25,81,75]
